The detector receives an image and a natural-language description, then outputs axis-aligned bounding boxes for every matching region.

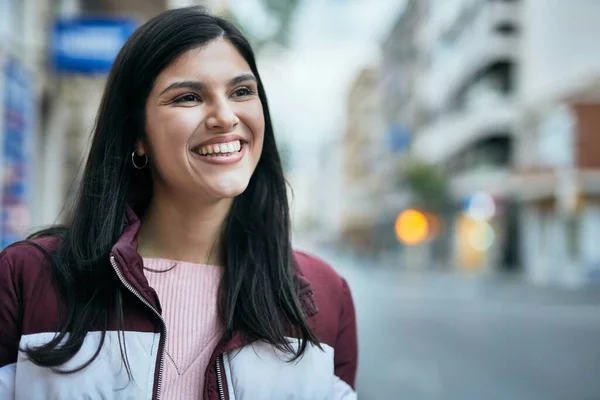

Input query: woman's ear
[135,141,146,157]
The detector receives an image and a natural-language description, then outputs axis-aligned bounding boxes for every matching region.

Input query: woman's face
[140,38,265,201]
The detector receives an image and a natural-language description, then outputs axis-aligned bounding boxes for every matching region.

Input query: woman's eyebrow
[159,74,256,96]
[159,80,207,96]
[228,73,257,88]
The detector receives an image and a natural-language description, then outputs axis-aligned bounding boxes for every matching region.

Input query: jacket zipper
[110,255,167,400]
[216,354,225,400]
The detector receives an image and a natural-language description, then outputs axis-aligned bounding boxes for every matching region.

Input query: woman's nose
[205,99,239,131]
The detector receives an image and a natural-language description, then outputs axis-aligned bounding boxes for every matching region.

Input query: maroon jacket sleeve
[0,251,21,368]
[334,278,358,389]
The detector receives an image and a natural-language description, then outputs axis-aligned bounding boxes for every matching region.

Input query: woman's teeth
[196,140,242,156]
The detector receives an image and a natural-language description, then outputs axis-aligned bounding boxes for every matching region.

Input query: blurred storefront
[0,57,36,248]
[0,0,52,247]
[511,0,600,286]
[514,101,600,286]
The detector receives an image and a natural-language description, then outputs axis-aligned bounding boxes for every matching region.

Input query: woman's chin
[205,181,249,200]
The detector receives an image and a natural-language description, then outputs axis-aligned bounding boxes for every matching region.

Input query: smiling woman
[0,6,357,400]
[139,39,265,208]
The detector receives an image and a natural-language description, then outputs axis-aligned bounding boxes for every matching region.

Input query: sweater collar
[110,207,318,318]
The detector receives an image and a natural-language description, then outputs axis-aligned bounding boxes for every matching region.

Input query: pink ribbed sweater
[143,258,223,400]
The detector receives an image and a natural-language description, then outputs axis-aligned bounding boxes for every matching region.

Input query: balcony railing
[418,0,520,110]
[412,98,519,164]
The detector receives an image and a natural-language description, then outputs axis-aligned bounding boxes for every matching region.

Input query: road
[311,247,600,400]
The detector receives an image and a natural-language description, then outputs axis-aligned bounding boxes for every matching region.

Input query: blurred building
[409,0,522,273]
[380,0,425,132]
[386,0,600,285]
[168,0,227,12]
[338,0,425,256]
[376,0,425,254]
[0,0,53,247]
[512,0,600,285]
[75,0,227,21]
[340,66,384,251]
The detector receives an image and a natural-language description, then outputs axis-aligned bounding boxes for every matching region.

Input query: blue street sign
[386,123,410,153]
[51,17,137,74]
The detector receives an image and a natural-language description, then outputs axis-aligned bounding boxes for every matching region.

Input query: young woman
[0,6,357,400]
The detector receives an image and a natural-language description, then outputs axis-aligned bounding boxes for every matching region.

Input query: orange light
[395,209,429,245]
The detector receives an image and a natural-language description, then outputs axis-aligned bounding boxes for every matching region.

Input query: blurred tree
[399,157,449,213]
[397,157,452,266]
[260,0,299,46]
[222,0,299,49]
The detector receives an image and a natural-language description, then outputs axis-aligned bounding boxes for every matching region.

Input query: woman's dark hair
[24,6,319,373]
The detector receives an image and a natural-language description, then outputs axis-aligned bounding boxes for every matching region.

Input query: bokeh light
[395,209,429,245]
[467,220,496,252]
[464,191,496,221]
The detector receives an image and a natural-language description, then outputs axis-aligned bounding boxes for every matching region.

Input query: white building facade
[411,0,522,274]
[513,0,600,285]
[408,0,600,284]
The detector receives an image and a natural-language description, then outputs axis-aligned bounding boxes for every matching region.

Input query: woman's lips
[191,142,246,165]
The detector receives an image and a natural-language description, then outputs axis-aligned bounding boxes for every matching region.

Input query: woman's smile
[190,140,247,165]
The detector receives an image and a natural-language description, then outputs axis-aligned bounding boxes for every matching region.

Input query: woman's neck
[136,191,232,265]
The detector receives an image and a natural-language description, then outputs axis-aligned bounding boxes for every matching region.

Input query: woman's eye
[174,94,200,103]
[233,87,254,97]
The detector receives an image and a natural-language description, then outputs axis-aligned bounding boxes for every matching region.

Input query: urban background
[1,0,600,398]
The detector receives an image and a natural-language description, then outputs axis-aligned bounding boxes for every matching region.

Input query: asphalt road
[312,248,600,400]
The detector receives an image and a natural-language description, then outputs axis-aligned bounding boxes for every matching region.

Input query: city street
[2,0,600,399]
[309,247,600,400]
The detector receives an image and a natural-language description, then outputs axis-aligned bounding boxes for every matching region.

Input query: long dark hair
[24,6,318,373]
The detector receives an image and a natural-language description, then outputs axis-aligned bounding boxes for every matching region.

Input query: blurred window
[53,0,79,16]
[440,0,485,47]
[0,0,8,41]
[0,0,24,45]
[494,23,518,35]
[539,209,549,253]
[450,61,514,112]
[581,205,600,267]
[566,215,581,261]
[448,135,512,175]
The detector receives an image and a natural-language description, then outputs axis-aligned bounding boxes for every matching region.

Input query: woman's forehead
[155,39,253,85]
